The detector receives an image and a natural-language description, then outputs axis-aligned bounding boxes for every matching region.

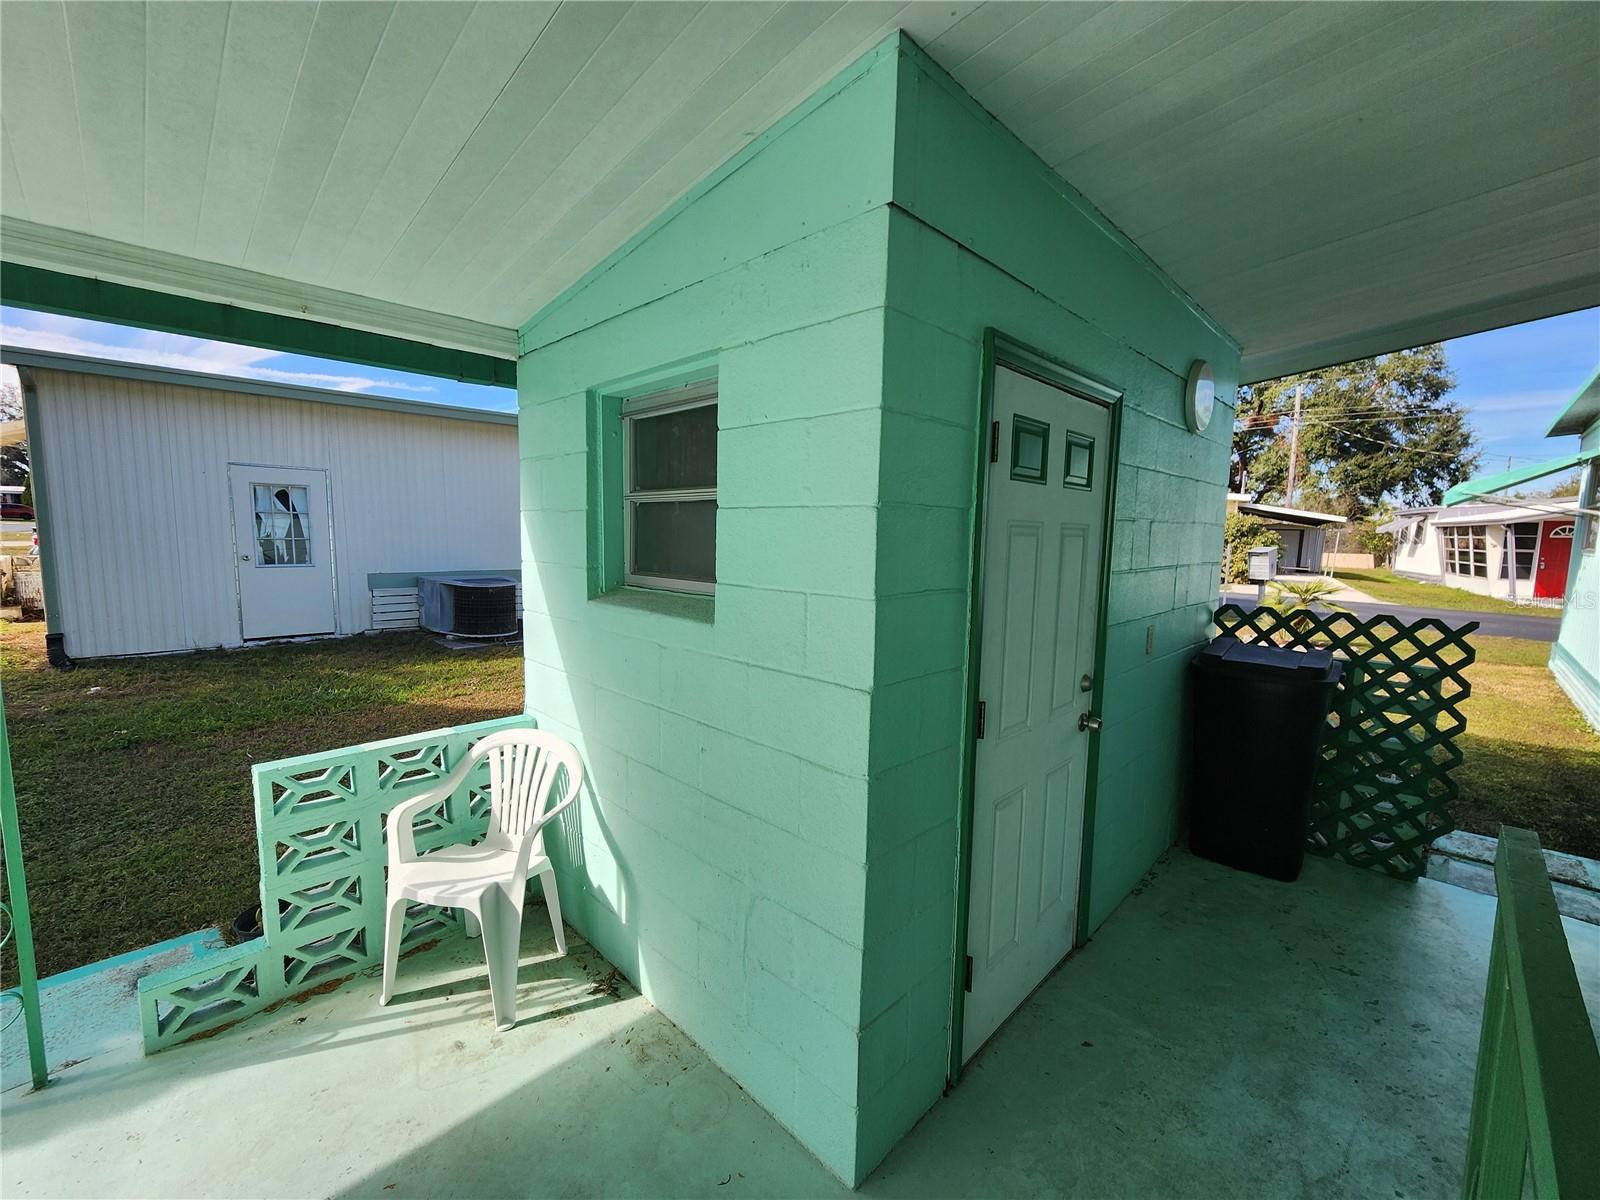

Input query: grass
[0,618,522,978]
[1450,634,1600,859]
[1332,566,1562,618]
[3,615,1595,981]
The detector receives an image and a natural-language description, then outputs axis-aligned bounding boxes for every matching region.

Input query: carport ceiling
[3,1,1596,379]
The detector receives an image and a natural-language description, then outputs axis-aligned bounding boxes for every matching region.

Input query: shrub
[1222,513,1280,583]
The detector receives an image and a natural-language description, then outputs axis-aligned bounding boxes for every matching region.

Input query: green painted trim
[1547,366,1600,438]
[518,33,904,352]
[1443,449,1598,506]
[946,328,998,1085]
[16,371,62,642]
[582,352,720,599]
[366,570,520,591]
[0,681,48,1089]
[1462,826,1600,1197]
[1077,397,1123,945]
[948,330,1124,1084]
[2,263,517,387]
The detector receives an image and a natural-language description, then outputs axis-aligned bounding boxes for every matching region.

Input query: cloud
[0,318,438,395]
[1457,388,1575,415]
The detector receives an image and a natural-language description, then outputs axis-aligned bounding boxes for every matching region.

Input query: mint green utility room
[964,357,1114,1061]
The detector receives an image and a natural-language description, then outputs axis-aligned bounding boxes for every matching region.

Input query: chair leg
[463,910,481,939]
[478,889,523,1032]
[379,894,408,1006]
[538,866,567,957]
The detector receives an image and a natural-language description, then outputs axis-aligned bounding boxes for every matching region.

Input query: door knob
[1078,713,1102,733]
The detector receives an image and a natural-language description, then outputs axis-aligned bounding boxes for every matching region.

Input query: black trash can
[1189,638,1344,882]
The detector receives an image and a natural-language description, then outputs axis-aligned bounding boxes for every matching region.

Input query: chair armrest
[386,790,448,867]
[384,740,499,866]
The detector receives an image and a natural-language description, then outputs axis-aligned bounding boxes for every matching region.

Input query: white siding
[32,368,517,657]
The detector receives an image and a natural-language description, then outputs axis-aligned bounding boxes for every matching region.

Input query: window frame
[620,380,718,596]
[1582,466,1599,553]
[1500,522,1538,581]
[1443,524,1489,578]
[250,481,314,569]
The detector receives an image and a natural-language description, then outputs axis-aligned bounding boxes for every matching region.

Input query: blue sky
[0,306,514,411]
[1444,306,1598,471]
[3,304,1595,457]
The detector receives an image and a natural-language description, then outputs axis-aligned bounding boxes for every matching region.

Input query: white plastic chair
[380,729,583,1030]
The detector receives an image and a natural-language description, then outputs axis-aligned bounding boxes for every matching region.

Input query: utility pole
[1285,381,1303,506]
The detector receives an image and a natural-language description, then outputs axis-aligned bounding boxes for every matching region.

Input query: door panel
[229,465,336,640]
[963,363,1111,1063]
[1533,522,1574,598]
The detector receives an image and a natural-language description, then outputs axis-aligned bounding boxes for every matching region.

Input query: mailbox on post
[1246,546,1278,583]
[1246,545,1278,606]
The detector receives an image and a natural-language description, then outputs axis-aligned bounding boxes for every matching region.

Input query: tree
[1232,346,1478,519]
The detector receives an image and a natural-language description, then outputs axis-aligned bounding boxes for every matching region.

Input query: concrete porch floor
[4,852,1596,1200]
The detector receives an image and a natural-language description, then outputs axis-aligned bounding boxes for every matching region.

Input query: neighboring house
[1,348,518,661]
[1382,499,1581,606]
[1440,367,1599,726]
[1225,493,1346,573]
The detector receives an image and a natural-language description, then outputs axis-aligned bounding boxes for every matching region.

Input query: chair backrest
[470,729,584,849]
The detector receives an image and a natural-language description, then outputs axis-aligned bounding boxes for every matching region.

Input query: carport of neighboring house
[2,7,1598,1192]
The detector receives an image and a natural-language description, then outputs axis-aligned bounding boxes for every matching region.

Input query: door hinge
[989,420,1000,463]
[975,700,986,739]
[963,955,974,992]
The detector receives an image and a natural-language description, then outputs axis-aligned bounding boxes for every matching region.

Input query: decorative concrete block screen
[138,715,536,1051]
[1213,604,1478,880]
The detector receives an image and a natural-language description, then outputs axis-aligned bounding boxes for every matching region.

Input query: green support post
[0,682,48,1089]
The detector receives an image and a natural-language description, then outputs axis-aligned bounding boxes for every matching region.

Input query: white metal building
[1225,494,1348,574]
[3,348,518,659]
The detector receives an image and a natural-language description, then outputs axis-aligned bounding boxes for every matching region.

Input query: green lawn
[1450,634,1600,859]
[0,618,522,978]
[1333,566,1562,618]
[3,616,1594,983]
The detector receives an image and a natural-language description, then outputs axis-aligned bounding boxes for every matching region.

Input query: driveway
[1220,593,1560,643]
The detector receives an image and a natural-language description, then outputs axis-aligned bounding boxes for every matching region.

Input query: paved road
[1220,595,1561,642]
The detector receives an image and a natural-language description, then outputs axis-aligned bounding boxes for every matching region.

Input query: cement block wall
[853,43,1240,1169]
[516,43,902,1183]
[515,33,1240,1187]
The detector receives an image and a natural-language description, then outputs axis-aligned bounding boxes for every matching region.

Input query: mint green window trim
[585,352,720,601]
[1064,431,1094,489]
[1009,414,1050,484]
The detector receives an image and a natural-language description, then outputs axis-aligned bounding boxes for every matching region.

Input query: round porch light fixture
[1185,360,1215,433]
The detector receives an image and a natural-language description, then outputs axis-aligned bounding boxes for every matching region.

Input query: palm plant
[1267,577,1350,642]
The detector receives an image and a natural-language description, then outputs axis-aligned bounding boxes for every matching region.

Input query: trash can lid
[1193,638,1343,681]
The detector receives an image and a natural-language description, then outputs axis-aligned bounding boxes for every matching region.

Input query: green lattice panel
[1213,604,1478,880]
[138,715,536,1053]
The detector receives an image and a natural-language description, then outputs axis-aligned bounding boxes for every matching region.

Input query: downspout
[16,368,73,669]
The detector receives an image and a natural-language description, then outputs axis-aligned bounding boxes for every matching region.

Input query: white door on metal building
[964,364,1111,1063]
[229,465,336,640]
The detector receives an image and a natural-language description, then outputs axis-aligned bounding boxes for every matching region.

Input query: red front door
[1533,522,1575,598]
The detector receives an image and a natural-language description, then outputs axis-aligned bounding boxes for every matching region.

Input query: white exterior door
[963,364,1111,1062]
[230,465,336,640]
